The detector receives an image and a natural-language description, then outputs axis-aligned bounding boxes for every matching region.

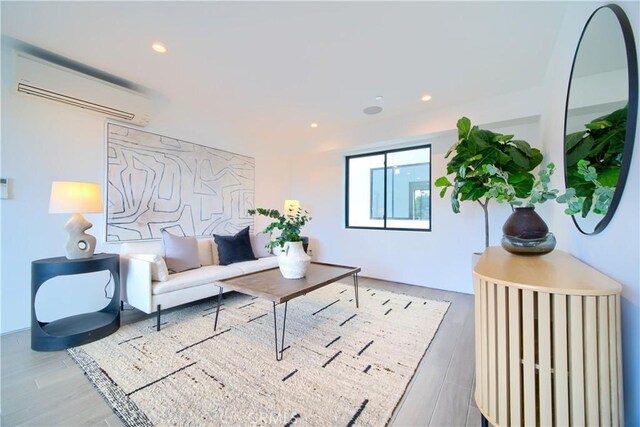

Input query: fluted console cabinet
[473,247,623,426]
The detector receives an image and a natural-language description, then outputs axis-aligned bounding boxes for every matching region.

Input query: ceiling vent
[14,52,152,126]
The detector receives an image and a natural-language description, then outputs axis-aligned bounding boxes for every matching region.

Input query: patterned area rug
[69,283,450,426]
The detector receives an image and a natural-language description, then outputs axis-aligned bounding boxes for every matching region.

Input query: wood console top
[473,247,621,296]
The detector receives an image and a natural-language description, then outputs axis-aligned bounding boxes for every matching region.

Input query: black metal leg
[353,273,359,308]
[481,414,489,427]
[272,301,288,361]
[120,300,124,311]
[214,286,223,331]
[156,304,161,331]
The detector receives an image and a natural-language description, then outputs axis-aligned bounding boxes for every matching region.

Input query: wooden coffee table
[213,262,361,361]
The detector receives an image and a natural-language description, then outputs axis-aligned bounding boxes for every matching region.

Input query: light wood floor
[1,277,480,426]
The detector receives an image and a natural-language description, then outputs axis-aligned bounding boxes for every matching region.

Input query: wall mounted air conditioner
[14,52,152,126]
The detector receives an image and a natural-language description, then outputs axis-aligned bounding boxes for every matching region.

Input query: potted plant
[434,117,543,249]
[248,206,312,279]
[483,163,559,254]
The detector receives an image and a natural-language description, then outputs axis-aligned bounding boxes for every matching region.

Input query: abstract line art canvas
[105,123,254,242]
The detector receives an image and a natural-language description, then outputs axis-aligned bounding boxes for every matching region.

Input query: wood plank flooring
[1,277,479,426]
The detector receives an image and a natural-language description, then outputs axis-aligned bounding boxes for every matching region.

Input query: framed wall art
[105,123,254,241]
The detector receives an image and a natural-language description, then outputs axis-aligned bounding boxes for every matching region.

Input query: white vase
[278,241,311,279]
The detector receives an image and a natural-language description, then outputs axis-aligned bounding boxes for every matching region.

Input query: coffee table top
[221,262,361,303]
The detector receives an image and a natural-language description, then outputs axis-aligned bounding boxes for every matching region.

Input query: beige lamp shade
[284,199,300,216]
[49,181,103,214]
[49,181,102,259]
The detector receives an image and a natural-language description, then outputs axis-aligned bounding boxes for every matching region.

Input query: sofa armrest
[120,255,154,314]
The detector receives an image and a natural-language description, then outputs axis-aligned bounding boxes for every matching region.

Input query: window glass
[346,145,431,231]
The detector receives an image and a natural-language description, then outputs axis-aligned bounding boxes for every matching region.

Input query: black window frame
[345,144,432,232]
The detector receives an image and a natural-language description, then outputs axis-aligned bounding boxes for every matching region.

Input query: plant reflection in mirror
[557,160,614,217]
[565,106,626,216]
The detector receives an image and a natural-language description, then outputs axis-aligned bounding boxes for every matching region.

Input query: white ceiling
[2,1,569,149]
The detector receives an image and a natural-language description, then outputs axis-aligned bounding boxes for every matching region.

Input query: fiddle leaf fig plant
[435,117,543,248]
[248,207,311,250]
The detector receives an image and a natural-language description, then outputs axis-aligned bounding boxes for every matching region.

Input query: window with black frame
[346,145,431,231]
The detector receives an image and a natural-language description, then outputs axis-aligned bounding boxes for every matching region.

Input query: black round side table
[31,253,120,351]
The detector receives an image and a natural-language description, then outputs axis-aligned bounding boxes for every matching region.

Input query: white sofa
[119,237,278,330]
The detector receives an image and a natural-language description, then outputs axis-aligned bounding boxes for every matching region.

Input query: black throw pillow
[213,226,257,265]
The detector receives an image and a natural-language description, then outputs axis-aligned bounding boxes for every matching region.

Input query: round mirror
[564,4,638,235]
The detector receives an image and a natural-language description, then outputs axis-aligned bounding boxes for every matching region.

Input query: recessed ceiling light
[375,96,384,101]
[151,42,168,54]
[310,123,319,128]
[421,94,432,102]
[363,106,383,115]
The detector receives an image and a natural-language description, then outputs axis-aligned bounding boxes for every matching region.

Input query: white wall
[0,43,289,333]
[291,101,542,294]
[541,2,639,424]
[292,2,639,423]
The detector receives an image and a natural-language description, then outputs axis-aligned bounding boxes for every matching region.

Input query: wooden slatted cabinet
[473,247,623,426]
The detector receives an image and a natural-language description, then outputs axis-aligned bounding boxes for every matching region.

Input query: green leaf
[507,172,529,184]
[484,164,500,176]
[465,185,489,201]
[566,135,594,167]
[510,140,533,157]
[585,119,612,130]
[495,134,514,143]
[507,146,531,170]
[434,176,452,187]
[565,130,587,151]
[444,139,462,159]
[598,167,620,187]
[510,173,534,198]
[457,117,471,139]
[529,149,543,170]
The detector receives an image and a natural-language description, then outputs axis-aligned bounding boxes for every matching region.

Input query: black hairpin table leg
[353,273,360,308]
[214,286,223,331]
[273,301,288,361]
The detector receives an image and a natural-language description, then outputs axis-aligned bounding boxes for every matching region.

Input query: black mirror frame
[563,3,638,235]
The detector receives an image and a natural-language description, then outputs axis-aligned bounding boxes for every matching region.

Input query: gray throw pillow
[250,232,272,258]
[161,230,201,273]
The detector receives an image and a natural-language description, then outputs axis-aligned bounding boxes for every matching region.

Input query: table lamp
[49,181,103,259]
[284,199,300,217]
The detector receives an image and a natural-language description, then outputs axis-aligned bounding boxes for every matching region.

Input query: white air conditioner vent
[14,52,152,126]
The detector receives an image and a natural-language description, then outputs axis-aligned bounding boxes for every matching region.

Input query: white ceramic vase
[278,241,311,279]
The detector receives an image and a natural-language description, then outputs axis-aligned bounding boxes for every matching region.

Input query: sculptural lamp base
[64,213,97,259]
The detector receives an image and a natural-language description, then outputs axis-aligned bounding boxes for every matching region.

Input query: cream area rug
[69,283,450,427]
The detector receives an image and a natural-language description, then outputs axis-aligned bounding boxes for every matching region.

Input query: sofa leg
[157,304,161,331]
[121,300,124,311]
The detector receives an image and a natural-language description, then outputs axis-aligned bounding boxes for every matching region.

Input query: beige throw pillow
[197,239,214,266]
[161,230,201,273]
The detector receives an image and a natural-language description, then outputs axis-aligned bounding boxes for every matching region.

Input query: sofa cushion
[129,253,169,282]
[197,239,214,266]
[152,264,244,295]
[232,256,279,275]
[162,230,201,273]
[250,233,272,258]
[213,227,257,265]
[121,241,162,257]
